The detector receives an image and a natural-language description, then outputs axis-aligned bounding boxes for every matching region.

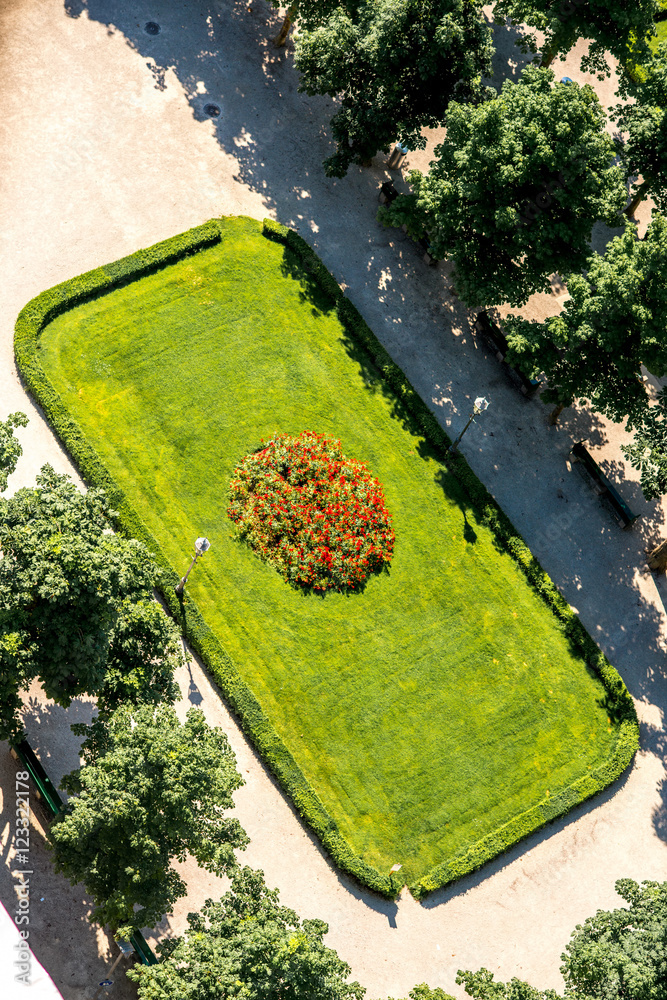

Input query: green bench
[10,738,159,967]
[11,739,64,820]
[571,441,640,529]
[130,930,159,966]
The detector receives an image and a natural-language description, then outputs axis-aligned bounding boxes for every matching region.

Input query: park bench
[130,930,158,966]
[570,441,640,529]
[10,738,159,967]
[474,310,542,396]
[11,738,64,820]
[378,180,399,206]
[378,182,438,265]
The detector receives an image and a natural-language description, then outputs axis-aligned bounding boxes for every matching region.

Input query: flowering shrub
[227,431,394,593]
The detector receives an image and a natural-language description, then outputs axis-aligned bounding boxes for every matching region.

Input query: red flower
[227,431,394,593]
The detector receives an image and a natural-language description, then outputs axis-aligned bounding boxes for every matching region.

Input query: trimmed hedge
[15,216,638,902]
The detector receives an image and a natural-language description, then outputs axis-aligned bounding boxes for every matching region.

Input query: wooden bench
[475,310,542,396]
[571,441,640,529]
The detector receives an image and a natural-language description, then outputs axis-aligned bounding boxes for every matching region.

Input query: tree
[561,878,667,999]
[456,969,559,1000]
[457,879,667,1000]
[127,865,364,1000]
[388,988,456,1000]
[49,704,248,939]
[379,66,626,307]
[294,0,494,177]
[614,42,667,218]
[622,391,667,571]
[96,597,182,719]
[491,0,657,77]
[502,215,667,422]
[0,466,181,744]
[0,411,28,493]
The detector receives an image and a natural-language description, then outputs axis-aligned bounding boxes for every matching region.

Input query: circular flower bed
[227,431,395,593]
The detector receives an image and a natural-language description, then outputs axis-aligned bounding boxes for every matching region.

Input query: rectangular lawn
[35,217,626,889]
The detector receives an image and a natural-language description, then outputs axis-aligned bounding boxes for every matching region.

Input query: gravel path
[1,3,666,999]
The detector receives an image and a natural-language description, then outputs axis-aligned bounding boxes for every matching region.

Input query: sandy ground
[0,733,137,1000]
[1,2,666,999]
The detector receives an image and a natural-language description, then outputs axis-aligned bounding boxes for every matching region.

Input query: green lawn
[628,6,667,70]
[36,217,627,889]
[650,2,667,52]
[653,19,667,52]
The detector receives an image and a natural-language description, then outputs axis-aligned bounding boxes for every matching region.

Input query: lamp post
[175,536,210,596]
[448,396,490,455]
[90,940,133,999]
[389,862,402,891]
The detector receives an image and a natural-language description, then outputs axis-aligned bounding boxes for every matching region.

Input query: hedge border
[14,216,639,902]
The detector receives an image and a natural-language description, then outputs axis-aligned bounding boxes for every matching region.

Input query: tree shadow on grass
[335,317,448,458]
[274,239,429,447]
[279,247,338,319]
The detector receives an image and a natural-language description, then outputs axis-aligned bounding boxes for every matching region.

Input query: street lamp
[448,396,490,455]
[389,862,403,890]
[175,536,211,596]
[91,939,134,999]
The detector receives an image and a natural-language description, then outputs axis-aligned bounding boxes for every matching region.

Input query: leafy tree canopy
[96,596,182,719]
[50,704,248,939]
[622,390,667,502]
[128,865,363,1000]
[380,66,626,307]
[560,878,667,1000]
[0,466,180,743]
[294,0,494,177]
[0,411,28,493]
[388,987,456,1000]
[503,215,667,420]
[491,0,657,78]
[457,968,559,1000]
[615,42,667,215]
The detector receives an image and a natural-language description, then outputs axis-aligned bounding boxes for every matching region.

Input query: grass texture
[16,216,638,898]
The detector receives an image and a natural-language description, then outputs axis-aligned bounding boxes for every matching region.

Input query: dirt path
[1,3,666,999]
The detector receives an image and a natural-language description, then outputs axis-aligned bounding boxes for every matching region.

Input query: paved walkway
[1,3,666,999]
